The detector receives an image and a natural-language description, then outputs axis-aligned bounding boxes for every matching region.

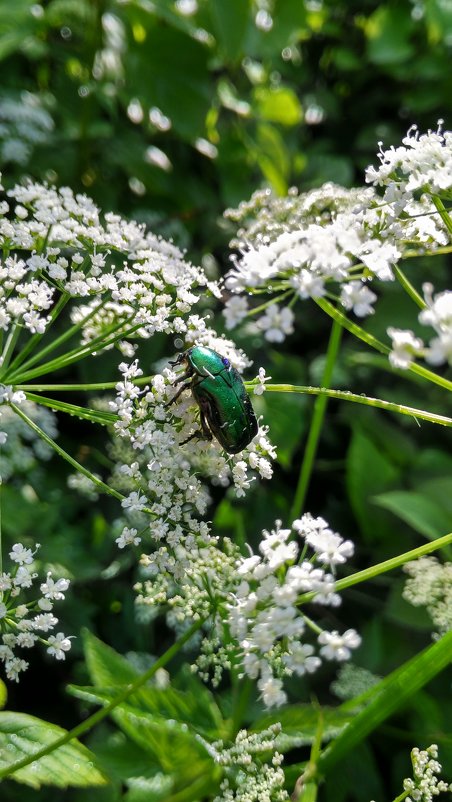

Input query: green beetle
[166,345,258,454]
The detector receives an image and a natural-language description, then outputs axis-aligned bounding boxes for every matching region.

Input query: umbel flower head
[222,125,451,351]
[136,514,360,708]
[0,543,72,681]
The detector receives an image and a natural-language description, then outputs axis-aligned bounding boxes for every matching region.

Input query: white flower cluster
[0,543,72,682]
[228,515,360,708]
[223,128,451,344]
[0,178,219,343]
[403,556,452,636]
[111,352,274,558]
[0,92,53,166]
[199,724,288,802]
[388,283,452,369]
[365,123,452,197]
[0,399,57,481]
[402,745,451,802]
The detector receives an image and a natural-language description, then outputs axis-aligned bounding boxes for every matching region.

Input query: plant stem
[296,531,452,606]
[4,292,71,377]
[15,376,155,392]
[431,195,452,237]
[23,391,118,426]
[314,297,452,393]
[393,266,425,309]
[248,383,452,428]
[10,403,124,502]
[290,319,342,521]
[0,617,205,780]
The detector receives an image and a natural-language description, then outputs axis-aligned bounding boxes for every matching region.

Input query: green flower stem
[230,676,252,739]
[392,792,410,802]
[0,617,205,781]
[431,195,452,237]
[314,297,452,393]
[296,532,452,607]
[317,630,452,777]
[4,295,109,380]
[15,376,155,392]
[23,391,119,426]
[247,383,452,428]
[393,265,426,309]
[8,321,144,384]
[0,322,21,377]
[3,292,71,378]
[10,403,124,502]
[246,289,294,318]
[290,319,342,522]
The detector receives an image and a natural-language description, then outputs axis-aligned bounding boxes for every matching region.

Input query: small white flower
[257,304,294,343]
[9,543,35,565]
[253,366,271,395]
[340,281,377,317]
[116,526,141,549]
[223,295,249,329]
[318,628,361,661]
[47,632,73,660]
[387,327,423,369]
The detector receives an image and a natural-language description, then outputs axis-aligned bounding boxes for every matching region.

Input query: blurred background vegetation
[1,1,451,800]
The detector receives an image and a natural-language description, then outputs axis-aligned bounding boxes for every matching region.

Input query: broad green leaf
[84,629,139,686]
[82,632,223,735]
[254,87,303,126]
[373,489,452,539]
[346,427,400,540]
[124,24,212,140]
[208,0,251,63]
[365,4,414,65]
[255,123,290,194]
[318,630,452,775]
[253,704,353,750]
[0,712,106,788]
[69,690,218,793]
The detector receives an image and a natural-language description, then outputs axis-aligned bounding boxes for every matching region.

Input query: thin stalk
[314,297,452,393]
[10,403,124,502]
[296,532,452,607]
[246,383,452,428]
[15,376,155,392]
[431,196,452,238]
[393,265,425,309]
[3,299,121,379]
[246,289,294,318]
[0,617,205,781]
[230,677,252,739]
[4,292,71,377]
[0,322,21,377]
[290,319,342,521]
[9,321,143,384]
[23,391,118,426]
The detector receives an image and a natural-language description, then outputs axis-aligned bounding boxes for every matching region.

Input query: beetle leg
[164,379,192,407]
[179,408,213,447]
[199,407,213,441]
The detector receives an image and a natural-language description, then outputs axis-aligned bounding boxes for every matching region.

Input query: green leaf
[0,679,6,710]
[82,632,224,736]
[373,489,452,539]
[254,87,303,126]
[208,0,251,63]
[123,22,212,140]
[84,629,140,687]
[253,704,352,750]
[318,630,452,775]
[0,712,106,788]
[255,123,290,194]
[346,427,401,540]
[0,0,39,61]
[365,4,414,65]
